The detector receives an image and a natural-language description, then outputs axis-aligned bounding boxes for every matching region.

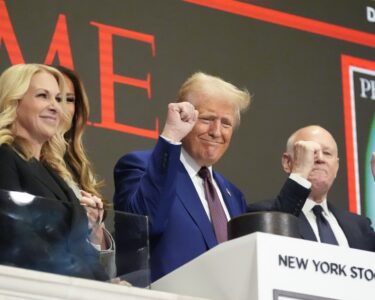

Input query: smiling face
[14,71,62,147]
[182,93,236,166]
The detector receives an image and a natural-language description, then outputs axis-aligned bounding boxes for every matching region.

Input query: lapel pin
[226,188,231,197]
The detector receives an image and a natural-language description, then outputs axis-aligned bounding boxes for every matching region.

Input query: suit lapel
[329,204,356,247]
[299,212,318,241]
[176,163,217,249]
[213,171,237,217]
[41,163,89,246]
[30,161,73,203]
[44,165,78,203]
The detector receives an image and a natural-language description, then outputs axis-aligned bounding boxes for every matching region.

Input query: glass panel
[107,208,150,287]
[0,189,150,288]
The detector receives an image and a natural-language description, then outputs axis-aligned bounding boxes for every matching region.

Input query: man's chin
[310,181,330,195]
[201,153,220,166]
[308,171,329,183]
[310,169,327,176]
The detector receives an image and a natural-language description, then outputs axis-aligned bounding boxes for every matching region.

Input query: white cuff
[289,173,312,189]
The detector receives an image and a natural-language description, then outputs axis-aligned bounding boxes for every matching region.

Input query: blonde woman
[0,64,107,280]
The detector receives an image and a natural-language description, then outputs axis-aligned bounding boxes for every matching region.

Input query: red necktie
[198,167,227,243]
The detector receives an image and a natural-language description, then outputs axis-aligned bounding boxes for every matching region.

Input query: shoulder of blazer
[0,143,30,172]
[329,203,371,226]
[0,143,20,158]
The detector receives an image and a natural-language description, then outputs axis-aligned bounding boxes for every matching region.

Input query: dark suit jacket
[113,137,248,281]
[114,138,307,281]
[251,178,375,252]
[0,144,107,280]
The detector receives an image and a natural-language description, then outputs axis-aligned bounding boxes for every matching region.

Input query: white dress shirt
[180,148,231,221]
[302,198,349,247]
[289,173,349,246]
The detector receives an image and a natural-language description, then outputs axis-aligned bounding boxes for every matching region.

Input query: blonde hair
[176,72,251,126]
[0,63,73,184]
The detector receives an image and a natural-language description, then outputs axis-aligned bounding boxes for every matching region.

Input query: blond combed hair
[176,72,251,127]
[0,63,74,185]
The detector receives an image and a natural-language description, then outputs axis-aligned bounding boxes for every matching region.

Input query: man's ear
[334,156,339,179]
[281,153,292,173]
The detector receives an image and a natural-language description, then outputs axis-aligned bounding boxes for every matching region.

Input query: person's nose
[48,98,61,114]
[314,149,325,164]
[208,120,221,138]
[48,105,58,116]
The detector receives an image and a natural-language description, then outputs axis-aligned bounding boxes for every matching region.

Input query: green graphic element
[365,115,375,224]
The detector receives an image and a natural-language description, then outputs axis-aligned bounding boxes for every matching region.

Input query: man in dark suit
[113,72,250,281]
[254,125,375,251]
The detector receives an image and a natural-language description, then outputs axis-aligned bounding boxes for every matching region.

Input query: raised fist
[291,140,322,179]
[161,102,198,142]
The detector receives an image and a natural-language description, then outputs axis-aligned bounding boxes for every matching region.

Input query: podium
[152,232,375,300]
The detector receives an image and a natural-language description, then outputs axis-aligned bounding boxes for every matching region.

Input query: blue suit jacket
[252,178,375,252]
[113,138,247,281]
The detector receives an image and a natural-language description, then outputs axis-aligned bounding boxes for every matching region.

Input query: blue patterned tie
[198,167,227,243]
[312,205,338,245]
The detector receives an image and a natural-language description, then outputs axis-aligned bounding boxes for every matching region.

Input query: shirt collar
[180,148,213,179]
[302,198,329,215]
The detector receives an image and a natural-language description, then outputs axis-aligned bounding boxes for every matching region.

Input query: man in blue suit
[113,72,251,281]
[113,73,305,281]
[253,125,375,251]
